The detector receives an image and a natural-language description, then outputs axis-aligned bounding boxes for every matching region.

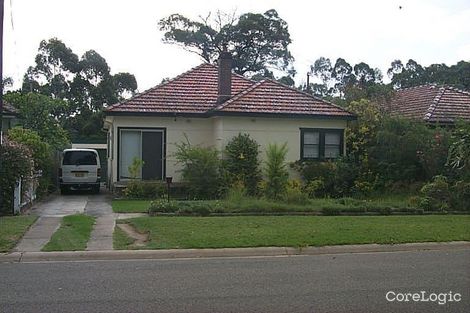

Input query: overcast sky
[3,0,470,92]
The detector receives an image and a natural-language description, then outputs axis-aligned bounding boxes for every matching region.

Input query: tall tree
[22,38,138,139]
[387,59,470,90]
[158,10,294,79]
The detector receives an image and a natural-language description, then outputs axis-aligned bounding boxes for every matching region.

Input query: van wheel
[60,186,68,195]
[93,186,100,194]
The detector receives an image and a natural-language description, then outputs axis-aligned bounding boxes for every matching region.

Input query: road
[1,249,469,313]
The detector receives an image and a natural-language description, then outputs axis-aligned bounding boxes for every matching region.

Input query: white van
[59,149,101,194]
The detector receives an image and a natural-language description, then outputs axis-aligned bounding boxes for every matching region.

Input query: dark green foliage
[174,140,224,199]
[418,176,450,211]
[292,159,360,198]
[158,10,294,79]
[306,57,390,103]
[7,127,55,196]
[224,133,261,195]
[22,38,137,139]
[388,59,470,91]
[450,181,470,211]
[264,143,289,199]
[370,117,450,183]
[0,138,34,214]
[284,180,309,205]
[416,177,470,212]
[4,92,70,150]
[447,121,470,179]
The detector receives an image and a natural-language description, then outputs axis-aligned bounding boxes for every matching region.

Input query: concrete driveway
[15,188,115,252]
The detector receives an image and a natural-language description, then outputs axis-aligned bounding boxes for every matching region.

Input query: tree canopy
[4,92,70,150]
[387,59,470,90]
[306,57,390,105]
[22,38,138,140]
[158,10,295,80]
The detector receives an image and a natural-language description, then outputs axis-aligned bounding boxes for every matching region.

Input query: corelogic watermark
[386,290,462,305]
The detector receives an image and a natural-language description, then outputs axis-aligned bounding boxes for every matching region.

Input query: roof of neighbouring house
[2,102,18,116]
[388,84,470,124]
[105,63,355,119]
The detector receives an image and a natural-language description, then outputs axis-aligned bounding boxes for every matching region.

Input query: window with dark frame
[300,128,343,160]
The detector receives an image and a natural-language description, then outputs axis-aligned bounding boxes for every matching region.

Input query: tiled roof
[214,79,354,118]
[2,102,18,115]
[389,84,470,123]
[106,63,253,114]
[106,63,355,119]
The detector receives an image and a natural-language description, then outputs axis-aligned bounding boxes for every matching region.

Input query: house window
[300,128,344,160]
[118,128,165,180]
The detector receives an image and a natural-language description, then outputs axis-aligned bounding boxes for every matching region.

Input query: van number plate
[75,173,85,177]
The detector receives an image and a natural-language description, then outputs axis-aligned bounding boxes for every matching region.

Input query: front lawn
[0,216,37,252]
[117,215,470,249]
[42,214,95,251]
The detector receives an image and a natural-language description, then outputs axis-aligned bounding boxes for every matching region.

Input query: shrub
[418,175,450,211]
[224,133,261,196]
[264,143,289,199]
[304,178,325,198]
[0,138,34,214]
[447,120,470,171]
[176,202,213,216]
[7,127,54,196]
[450,180,470,211]
[284,180,309,205]
[128,157,144,179]
[124,181,166,199]
[174,139,224,199]
[148,200,221,216]
[225,181,247,204]
[148,199,179,214]
[293,158,359,197]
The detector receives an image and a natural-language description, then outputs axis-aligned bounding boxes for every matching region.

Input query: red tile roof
[106,63,355,119]
[214,79,354,117]
[389,85,470,123]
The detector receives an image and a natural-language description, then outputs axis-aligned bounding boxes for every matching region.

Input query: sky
[3,0,470,92]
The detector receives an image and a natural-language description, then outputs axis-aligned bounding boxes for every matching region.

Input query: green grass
[112,200,151,213]
[0,216,38,252]
[42,215,95,251]
[117,215,470,249]
[113,226,135,250]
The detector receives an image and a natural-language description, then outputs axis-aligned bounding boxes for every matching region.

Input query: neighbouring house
[387,84,470,125]
[1,101,19,133]
[103,51,356,186]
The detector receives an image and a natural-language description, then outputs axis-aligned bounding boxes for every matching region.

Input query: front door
[142,131,163,180]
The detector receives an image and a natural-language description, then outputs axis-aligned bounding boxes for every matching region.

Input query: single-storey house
[103,51,355,186]
[387,84,470,125]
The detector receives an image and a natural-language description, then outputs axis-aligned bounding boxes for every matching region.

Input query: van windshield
[63,151,97,165]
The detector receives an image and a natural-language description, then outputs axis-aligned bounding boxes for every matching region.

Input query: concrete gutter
[2,241,469,263]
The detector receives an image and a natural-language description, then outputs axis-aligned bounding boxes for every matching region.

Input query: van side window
[63,151,97,165]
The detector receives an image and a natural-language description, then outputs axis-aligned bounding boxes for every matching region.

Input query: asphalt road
[1,249,469,313]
